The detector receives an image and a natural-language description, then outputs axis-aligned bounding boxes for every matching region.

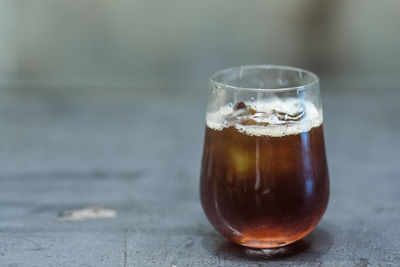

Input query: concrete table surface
[0,83,399,266]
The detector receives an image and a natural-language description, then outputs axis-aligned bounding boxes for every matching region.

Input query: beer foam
[206,99,323,137]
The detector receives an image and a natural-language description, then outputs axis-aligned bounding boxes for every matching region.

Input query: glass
[200,65,329,248]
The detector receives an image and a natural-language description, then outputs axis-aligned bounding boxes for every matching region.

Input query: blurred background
[0,1,399,185]
[0,0,399,196]
[1,0,400,88]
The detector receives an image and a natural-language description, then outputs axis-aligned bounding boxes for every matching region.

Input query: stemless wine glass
[200,65,329,249]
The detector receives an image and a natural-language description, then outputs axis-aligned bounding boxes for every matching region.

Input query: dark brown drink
[200,103,329,248]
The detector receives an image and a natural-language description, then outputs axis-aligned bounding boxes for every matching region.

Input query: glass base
[237,240,292,249]
[229,232,311,249]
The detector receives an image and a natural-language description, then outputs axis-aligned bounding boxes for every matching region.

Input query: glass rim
[210,65,319,92]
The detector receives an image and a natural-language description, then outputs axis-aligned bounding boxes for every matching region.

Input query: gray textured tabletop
[0,82,399,266]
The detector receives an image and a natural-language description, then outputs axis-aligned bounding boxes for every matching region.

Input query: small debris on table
[57,206,117,222]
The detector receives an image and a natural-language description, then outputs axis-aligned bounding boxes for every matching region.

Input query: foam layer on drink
[206,98,323,137]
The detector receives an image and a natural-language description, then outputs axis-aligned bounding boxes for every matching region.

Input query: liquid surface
[200,99,329,248]
[206,98,322,137]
